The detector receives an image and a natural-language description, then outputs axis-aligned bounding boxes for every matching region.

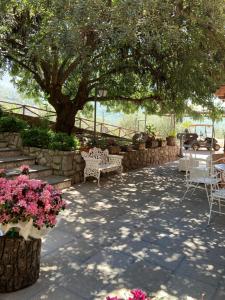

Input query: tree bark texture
[54,102,78,134]
[0,236,41,293]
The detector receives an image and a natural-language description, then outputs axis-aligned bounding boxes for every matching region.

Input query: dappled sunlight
[11,162,225,299]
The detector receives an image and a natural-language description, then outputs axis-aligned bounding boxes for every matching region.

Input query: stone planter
[108,145,121,155]
[0,236,41,293]
[166,136,176,146]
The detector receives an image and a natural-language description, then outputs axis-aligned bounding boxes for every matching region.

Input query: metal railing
[0,100,138,138]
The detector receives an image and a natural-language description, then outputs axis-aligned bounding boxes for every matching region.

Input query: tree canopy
[0,0,224,133]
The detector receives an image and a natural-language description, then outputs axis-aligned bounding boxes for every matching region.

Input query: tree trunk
[0,236,41,293]
[54,102,78,134]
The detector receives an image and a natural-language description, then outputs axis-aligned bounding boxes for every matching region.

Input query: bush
[21,127,52,148]
[49,132,79,151]
[0,115,27,132]
[21,127,79,151]
[0,106,4,118]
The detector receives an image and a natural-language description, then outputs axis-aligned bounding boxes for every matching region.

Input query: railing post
[100,123,103,133]
[79,118,82,128]
[22,105,25,115]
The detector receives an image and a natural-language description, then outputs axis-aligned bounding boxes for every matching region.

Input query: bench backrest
[81,147,109,164]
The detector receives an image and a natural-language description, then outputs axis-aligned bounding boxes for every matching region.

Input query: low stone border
[0,132,179,184]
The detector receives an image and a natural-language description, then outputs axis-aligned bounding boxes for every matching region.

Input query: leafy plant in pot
[132,132,148,150]
[107,138,121,154]
[0,175,66,293]
[145,124,158,148]
[166,130,177,146]
[157,138,167,147]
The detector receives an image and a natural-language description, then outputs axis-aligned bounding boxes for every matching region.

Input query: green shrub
[21,127,79,151]
[21,127,51,148]
[0,115,27,132]
[0,106,4,118]
[49,132,79,151]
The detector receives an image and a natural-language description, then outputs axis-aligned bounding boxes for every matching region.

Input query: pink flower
[129,290,150,300]
[0,176,66,230]
[19,165,30,175]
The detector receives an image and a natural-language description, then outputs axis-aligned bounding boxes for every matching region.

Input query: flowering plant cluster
[0,169,6,178]
[0,175,66,230]
[19,165,30,175]
[107,289,151,300]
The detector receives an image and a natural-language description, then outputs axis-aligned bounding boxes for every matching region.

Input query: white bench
[81,147,123,186]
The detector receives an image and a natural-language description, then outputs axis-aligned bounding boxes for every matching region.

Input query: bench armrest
[108,155,123,166]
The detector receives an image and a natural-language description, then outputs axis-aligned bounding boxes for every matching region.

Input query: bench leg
[97,171,101,187]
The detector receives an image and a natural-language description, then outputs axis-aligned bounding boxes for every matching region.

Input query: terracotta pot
[166,136,176,146]
[0,236,41,292]
[138,143,146,150]
[80,146,91,153]
[108,145,121,155]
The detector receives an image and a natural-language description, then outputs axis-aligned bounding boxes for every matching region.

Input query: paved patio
[1,161,225,300]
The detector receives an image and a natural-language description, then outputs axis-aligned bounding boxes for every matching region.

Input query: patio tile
[29,286,85,300]
[108,238,185,271]
[157,274,217,300]
[0,277,48,300]
[41,228,75,257]
[174,257,224,286]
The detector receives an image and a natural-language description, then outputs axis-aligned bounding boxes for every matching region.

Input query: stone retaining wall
[22,147,85,184]
[1,132,179,184]
[122,146,179,171]
[0,132,22,148]
[22,145,179,184]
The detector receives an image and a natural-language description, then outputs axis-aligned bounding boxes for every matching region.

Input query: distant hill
[0,74,36,106]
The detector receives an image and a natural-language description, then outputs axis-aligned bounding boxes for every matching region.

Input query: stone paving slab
[1,162,225,300]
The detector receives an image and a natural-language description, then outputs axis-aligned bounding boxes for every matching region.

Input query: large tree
[0,0,224,133]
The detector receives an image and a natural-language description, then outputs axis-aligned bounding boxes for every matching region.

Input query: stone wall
[1,132,179,184]
[22,147,85,184]
[122,146,179,171]
[0,132,22,148]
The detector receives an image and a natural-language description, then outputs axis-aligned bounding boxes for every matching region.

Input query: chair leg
[182,184,190,201]
[208,200,213,225]
[97,172,101,187]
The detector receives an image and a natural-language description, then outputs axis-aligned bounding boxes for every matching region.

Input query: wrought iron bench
[81,147,123,186]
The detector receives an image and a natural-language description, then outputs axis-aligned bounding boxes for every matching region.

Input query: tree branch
[87,95,161,104]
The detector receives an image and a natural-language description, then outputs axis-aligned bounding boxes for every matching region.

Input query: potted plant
[166,130,177,146]
[107,138,121,154]
[132,132,148,150]
[145,124,158,148]
[120,144,133,152]
[158,138,167,147]
[0,175,66,292]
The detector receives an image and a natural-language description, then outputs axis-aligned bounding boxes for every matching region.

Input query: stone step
[5,165,53,179]
[0,147,21,157]
[0,140,8,148]
[0,156,36,169]
[40,175,72,190]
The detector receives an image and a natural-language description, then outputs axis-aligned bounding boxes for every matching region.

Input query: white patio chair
[208,157,225,224]
[208,186,225,224]
[182,151,220,205]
